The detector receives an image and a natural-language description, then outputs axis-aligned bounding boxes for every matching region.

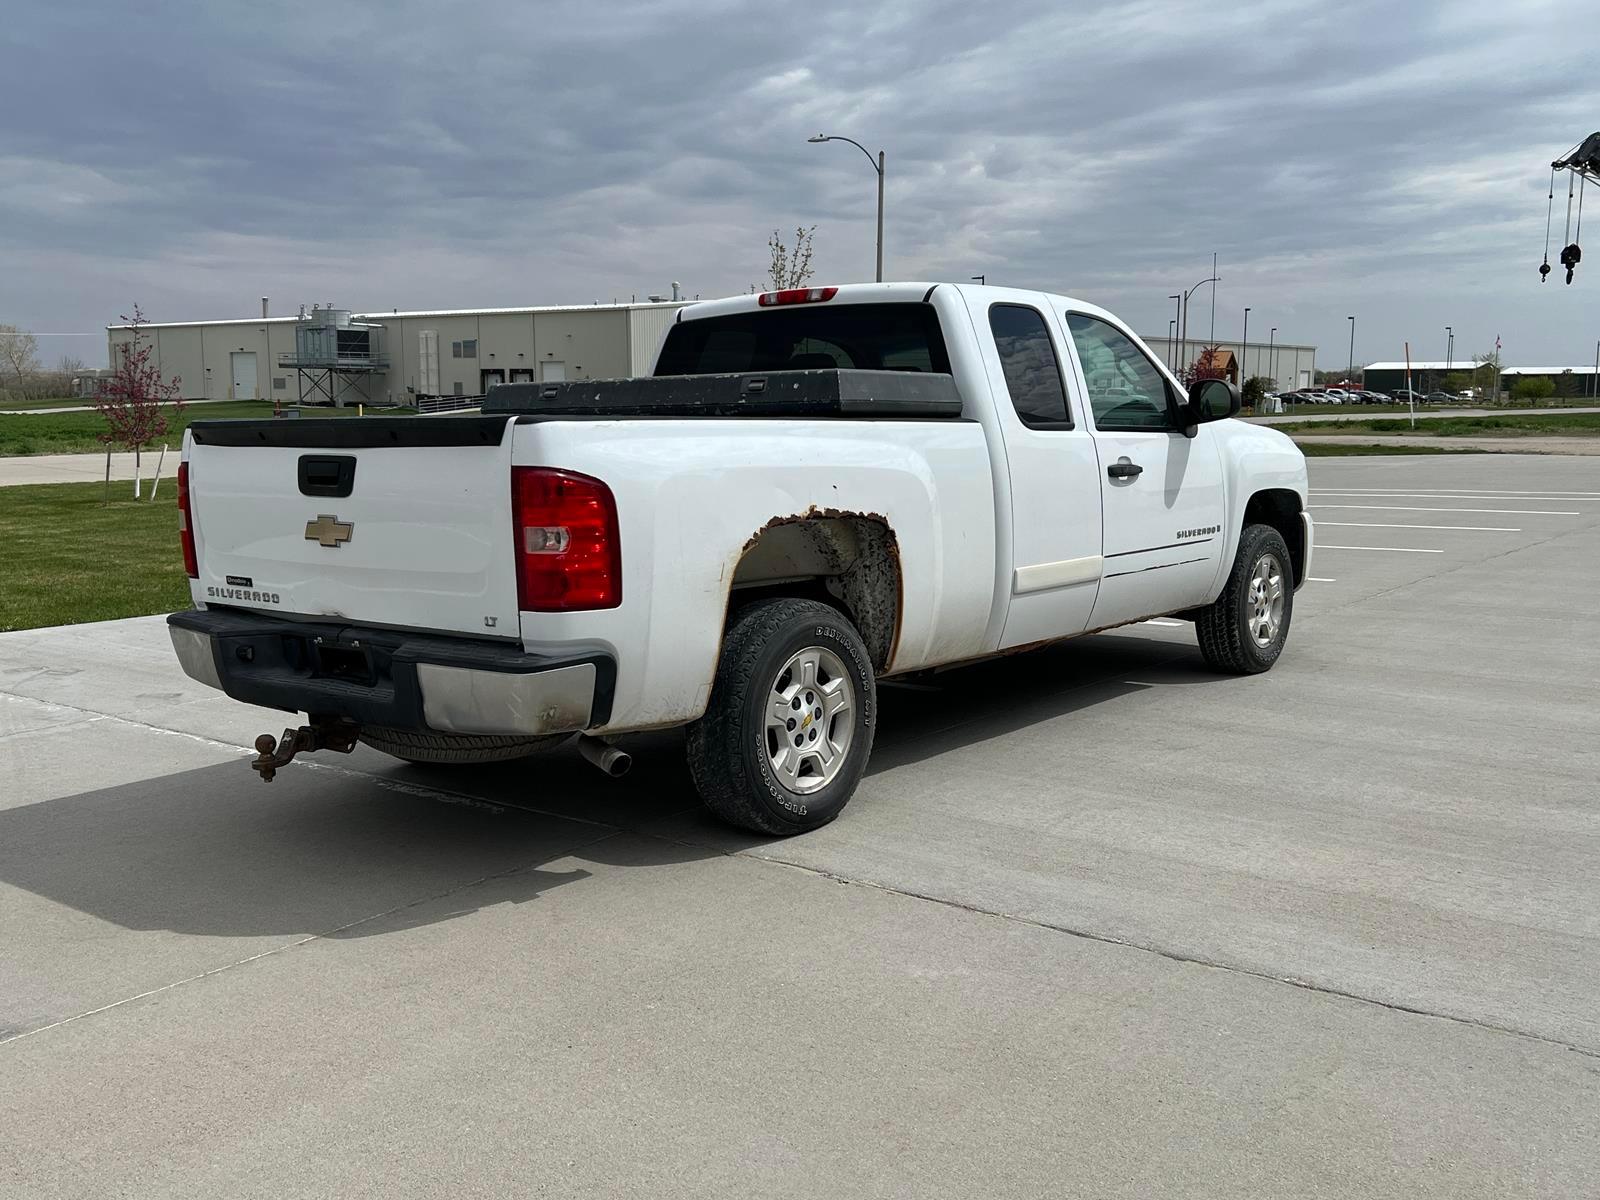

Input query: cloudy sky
[3,0,1598,369]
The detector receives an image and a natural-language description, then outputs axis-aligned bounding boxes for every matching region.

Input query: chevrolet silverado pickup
[169,283,1312,834]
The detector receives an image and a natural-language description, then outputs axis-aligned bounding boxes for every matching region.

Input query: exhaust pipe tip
[578,736,632,778]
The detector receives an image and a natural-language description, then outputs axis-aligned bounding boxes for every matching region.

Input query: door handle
[1107,457,1143,479]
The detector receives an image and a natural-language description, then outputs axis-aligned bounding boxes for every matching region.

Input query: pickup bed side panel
[510,418,996,732]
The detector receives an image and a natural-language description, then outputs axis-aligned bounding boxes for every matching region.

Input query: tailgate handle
[298,455,357,498]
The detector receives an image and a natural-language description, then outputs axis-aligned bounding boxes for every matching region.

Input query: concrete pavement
[1292,433,1600,454]
[0,450,168,487]
[2,454,1598,1197]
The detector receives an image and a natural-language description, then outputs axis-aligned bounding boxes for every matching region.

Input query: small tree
[97,305,182,497]
[1179,346,1228,389]
[1510,376,1555,403]
[0,324,40,386]
[1241,375,1271,409]
[767,225,817,290]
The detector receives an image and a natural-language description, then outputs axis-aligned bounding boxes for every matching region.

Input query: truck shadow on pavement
[0,630,1221,941]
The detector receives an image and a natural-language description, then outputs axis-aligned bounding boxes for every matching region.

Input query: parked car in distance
[1425,391,1454,405]
[1391,388,1427,404]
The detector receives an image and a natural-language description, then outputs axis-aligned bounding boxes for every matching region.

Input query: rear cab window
[654,303,950,376]
[988,304,1072,429]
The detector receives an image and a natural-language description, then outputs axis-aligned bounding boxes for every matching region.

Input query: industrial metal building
[107,298,1317,404]
[106,301,688,405]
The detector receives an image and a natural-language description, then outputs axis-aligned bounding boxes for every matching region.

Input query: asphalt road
[2,454,1597,1198]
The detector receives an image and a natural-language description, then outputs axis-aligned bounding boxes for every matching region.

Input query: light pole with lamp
[1347,316,1356,384]
[1268,327,1277,390]
[1445,325,1453,393]
[1168,319,1177,368]
[808,134,885,283]
[1169,295,1181,368]
[1179,274,1220,371]
[1242,307,1251,386]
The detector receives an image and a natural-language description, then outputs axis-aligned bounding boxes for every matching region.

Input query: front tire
[1195,524,1294,674]
[687,598,876,835]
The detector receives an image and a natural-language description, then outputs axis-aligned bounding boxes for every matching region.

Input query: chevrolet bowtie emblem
[305,514,354,548]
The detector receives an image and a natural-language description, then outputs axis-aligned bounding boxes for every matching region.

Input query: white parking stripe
[1142,618,1186,627]
[1314,493,1587,503]
[1316,521,1521,532]
[1317,544,1443,554]
[1316,489,1600,497]
[1314,493,1590,503]
[1307,577,1337,582]
[1311,504,1580,516]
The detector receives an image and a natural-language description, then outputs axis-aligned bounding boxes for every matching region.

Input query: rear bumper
[168,608,614,737]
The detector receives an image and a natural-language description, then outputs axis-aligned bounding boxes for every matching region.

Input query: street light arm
[811,134,882,174]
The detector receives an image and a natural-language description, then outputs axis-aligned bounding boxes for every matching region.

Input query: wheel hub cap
[1247,552,1285,647]
[763,646,854,794]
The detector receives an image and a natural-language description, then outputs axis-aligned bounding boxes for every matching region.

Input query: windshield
[654,302,950,376]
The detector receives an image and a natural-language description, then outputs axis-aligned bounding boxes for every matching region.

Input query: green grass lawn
[0,401,412,456]
[0,482,194,631]
[1279,412,1600,437]
[1295,442,1488,457]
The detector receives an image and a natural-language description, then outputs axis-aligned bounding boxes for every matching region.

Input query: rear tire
[1195,523,1294,674]
[358,726,568,765]
[687,598,875,835]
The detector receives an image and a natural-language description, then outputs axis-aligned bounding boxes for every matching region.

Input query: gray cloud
[3,0,1598,368]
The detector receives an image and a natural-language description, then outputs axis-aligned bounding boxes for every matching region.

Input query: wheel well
[1243,489,1306,584]
[730,515,902,669]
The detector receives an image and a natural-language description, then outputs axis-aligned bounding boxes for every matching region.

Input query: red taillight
[757,286,839,307]
[512,467,621,611]
[177,462,198,579]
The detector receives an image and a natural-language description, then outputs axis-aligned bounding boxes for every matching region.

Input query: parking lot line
[1307,577,1337,582]
[1316,489,1600,496]
[1317,544,1444,554]
[1142,618,1186,627]
[1311,504,1580,516]
[1316,521,1521,532]
[1314,493,1593,503]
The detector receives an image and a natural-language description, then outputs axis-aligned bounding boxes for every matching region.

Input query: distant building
[106,295,1319,404]
[106,301,688,405]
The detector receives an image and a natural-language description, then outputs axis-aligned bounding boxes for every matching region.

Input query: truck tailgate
[186,416,521,639]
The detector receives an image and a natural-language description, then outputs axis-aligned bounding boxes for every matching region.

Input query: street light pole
[1593,339,1598,399]
[808,134,885,282]
[1347,316,1356,383]
[1169,295,1181,368]
[1445,325,1453,392]
[1179,274,1220,371]
[1268,327,1277,389]
[1242,307,1251,384]
[1168,319,1176,368]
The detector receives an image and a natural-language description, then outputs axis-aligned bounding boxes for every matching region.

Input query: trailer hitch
[250,717,361,782]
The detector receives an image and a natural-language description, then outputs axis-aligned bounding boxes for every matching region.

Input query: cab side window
[989,304,1071,429]
[1065,314,1175,431]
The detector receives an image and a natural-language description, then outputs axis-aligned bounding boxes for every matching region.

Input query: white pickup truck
[170,283,1311,833]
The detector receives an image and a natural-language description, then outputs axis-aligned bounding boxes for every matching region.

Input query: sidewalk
[0,451,172,487]
[1290,432,1600,455]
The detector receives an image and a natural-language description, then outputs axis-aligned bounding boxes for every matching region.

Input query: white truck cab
[170,283,1311,833]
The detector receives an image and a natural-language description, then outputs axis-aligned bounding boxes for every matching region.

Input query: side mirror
[1187,378,1241,423]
